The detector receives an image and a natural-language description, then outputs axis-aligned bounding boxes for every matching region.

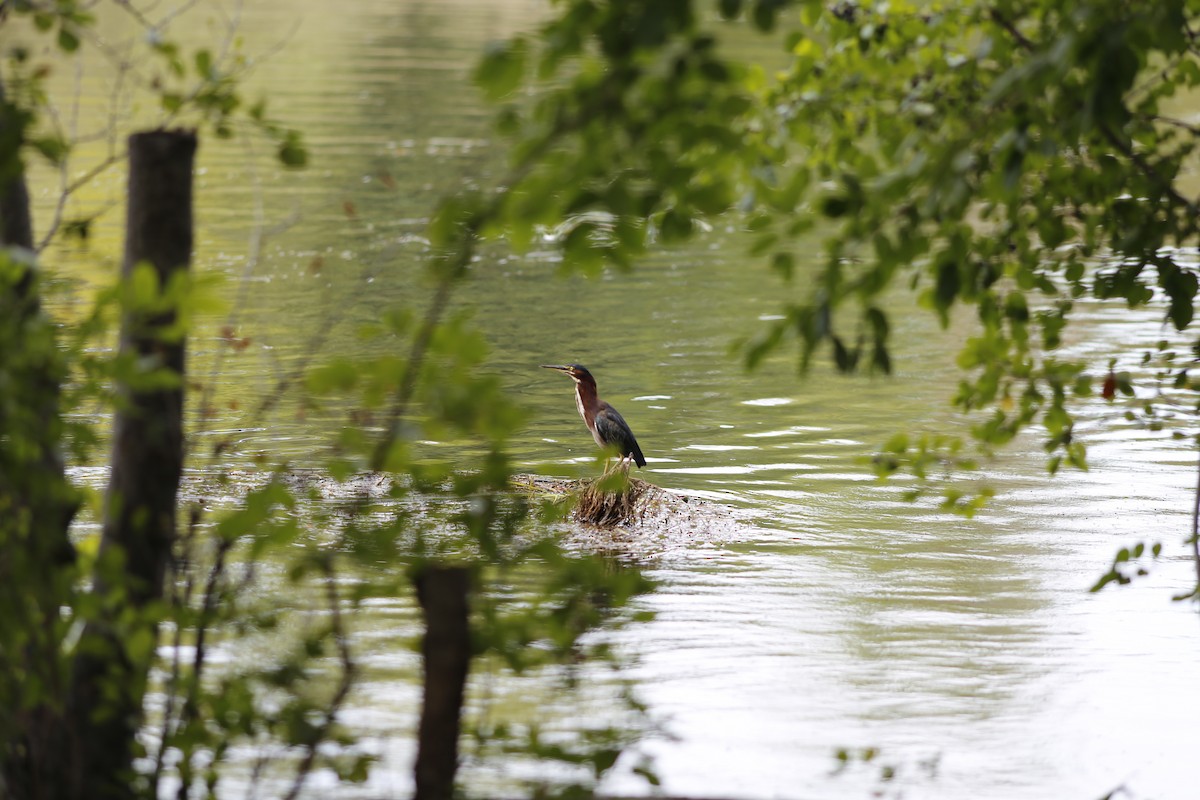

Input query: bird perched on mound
[540,364,646,468]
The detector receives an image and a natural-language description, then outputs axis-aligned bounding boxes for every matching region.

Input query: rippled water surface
[28,2,1200,798]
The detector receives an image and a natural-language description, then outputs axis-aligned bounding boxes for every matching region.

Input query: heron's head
[540,363,595,386]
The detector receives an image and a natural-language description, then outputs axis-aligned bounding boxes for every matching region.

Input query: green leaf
[31,136,69,165]
[1160,264,1197,330]
[307,359,359,393]
[770,251,794,280]
[820,194,850,218]
[57,26,80,52]
[752,0,782,31]
[195,48,213,77]
[128,262,160,308]
[934,258,959,319]
[659,208,694,243]
[474,38,528,101]
[865,307,889,340]
[1004,292,1029,322]
[278,130,308,168]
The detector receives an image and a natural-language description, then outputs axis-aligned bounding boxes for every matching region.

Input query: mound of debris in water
[182,469,744,559]
[510,473,743,556]
[574,474,650,526]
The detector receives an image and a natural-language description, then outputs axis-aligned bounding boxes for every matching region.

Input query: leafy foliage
[481,0,1200,597]
[2,2,657,798]
[0,247,81,785]
[4,0,308,254]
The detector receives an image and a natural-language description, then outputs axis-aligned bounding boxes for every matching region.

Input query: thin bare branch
[203,312,335,463]
[193,130,304,456]
[175,534,233,800]
[371,277,455,471]
[36,155,124,252]
[151,503,204,791]
[1149,113,1200,138]
[110,0,155,30]
[157,0,300,133]
[281,555,356,800]
[988,8,1033,50]
[369,135,550,471]
[74,24,159,95]
[35,14,136,250]
[1192,439,1200,589]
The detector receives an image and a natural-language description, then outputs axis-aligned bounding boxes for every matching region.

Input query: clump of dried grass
[574,472,652,527]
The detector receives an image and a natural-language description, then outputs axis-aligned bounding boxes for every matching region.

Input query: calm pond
[29,1,1200,798]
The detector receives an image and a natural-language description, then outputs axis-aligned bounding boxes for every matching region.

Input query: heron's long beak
[540,364,571,372]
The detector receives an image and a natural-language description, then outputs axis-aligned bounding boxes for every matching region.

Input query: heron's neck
[574,381,599,425]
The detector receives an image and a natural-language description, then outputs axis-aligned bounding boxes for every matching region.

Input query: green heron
[541,364,647,468]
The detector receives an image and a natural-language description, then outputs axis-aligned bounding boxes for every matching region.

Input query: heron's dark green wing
[595,402,646,467]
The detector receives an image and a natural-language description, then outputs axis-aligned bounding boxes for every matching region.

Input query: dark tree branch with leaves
[477,0,1200,598]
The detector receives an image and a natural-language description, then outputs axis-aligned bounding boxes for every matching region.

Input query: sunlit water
[25,2,1200,798]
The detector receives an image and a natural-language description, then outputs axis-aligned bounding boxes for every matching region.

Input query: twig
[74,23,159,96]
[210,0,243,66]
[36,24,132,251]
[157,0,301,132]
[1097,122,1196,214]
[151,503,204,791]
[988,8,1033,50]
[369,136,550,471]
[153,0,205,33]
[36,154,124,252]
[175,534,234,800]
[202,312,335,463]
[249,747,272,800]
[1185,16,1200,61]
[281,555,356,800]
[1148,113,1200,138]
[1191,438,1200,589]
[93,0,201,34]
[371,277,456,471]
[110,0,155,30]
[989,8,1196,215]
[193,129,304,456]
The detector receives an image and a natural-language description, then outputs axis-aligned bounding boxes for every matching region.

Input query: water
[24,2,1200,798]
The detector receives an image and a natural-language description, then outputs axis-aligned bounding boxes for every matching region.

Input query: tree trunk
[414,566,472,800]
[0,103,33,249]
[66,129,196,800]
[0,78,81,800]
[99,129,194,604]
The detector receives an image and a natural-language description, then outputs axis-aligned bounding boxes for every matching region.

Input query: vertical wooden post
[414,566,472,800]
[69,129,196,799]
[99,129,195,605]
